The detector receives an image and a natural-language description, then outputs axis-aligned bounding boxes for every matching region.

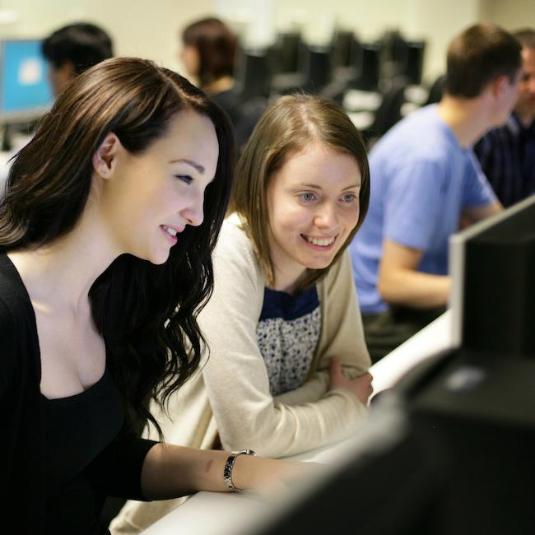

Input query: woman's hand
[232,455,323,494]
[328,357,373,405]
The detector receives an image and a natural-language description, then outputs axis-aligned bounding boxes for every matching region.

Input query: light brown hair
[231,94,370,290]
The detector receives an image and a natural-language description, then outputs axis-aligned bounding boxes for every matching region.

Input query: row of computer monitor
[0,30,424,125]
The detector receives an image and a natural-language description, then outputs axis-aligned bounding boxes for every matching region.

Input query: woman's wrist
[223,450,256,491]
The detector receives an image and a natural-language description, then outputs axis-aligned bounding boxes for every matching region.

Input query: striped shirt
[474,113,535,207]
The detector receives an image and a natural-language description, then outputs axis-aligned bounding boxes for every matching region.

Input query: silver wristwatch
[223,449,256,491]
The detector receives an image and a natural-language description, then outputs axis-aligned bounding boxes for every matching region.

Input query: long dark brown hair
[0,57,235,434]
[232,94,370,290]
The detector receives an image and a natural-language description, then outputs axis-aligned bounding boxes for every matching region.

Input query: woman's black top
[43,369,123,534]
[0,254,157,534]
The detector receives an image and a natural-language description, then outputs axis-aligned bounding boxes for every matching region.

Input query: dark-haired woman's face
[98,110,218,264]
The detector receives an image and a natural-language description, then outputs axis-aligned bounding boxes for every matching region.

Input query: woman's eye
[341,193,357,203]
[299,192,317,202]
[175,175,193,185]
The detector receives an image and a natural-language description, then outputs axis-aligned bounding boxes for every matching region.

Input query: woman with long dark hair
[0,57,297,534]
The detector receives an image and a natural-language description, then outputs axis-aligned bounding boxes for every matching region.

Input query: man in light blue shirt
[350,23,521,361]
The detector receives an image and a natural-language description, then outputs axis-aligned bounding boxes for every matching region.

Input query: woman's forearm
[140,443,299,499]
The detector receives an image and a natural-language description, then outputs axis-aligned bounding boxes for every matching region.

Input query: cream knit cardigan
[111,215,371,534]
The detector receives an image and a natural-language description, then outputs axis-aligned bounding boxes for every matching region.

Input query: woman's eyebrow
[169,158,205,174]
[295,182,361,190]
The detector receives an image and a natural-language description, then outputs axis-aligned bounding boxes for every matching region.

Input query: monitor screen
[0,38,53,123]
[449,194,535,355]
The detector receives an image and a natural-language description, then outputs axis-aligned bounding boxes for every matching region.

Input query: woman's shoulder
[216,214,257,263]
[213,214,265,290]
[0,254,37,342]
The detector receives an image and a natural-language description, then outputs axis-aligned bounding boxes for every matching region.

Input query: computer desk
[140,311,454,535]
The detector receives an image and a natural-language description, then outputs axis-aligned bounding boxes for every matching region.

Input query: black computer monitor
[301,46,332,93]
[404,40,425,85]
[331,30,357,69]
[234,48,272,102]
[273,31,302,74]
[352,42,381,91]
[450,194,535,356]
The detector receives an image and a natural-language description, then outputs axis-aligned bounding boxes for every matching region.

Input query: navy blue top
[474,113,535,207]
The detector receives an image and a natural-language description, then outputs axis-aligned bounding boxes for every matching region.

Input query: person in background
[350,23,521,362]
[0,57,302,535]
[42,21,114,97]
[111,94,374,534]
[474,28,535,207]
[0,23,114,194]
[180,16,263,149]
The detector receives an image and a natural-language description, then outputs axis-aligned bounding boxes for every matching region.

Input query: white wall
[0,0,216,73]
[481,0,535,30]
[0,0,533,82]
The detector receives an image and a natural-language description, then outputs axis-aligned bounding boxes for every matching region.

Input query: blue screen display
[1,39,52,115]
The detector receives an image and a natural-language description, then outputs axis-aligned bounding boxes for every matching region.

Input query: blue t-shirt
[350,105,496,314]
[256,285,321,396]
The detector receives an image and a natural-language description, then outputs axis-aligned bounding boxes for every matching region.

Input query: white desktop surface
[140,311,453,535]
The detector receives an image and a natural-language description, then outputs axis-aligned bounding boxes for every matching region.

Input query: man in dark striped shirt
[474,29,535,207]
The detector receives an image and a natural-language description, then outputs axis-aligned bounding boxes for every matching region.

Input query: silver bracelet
[223,449,256,491]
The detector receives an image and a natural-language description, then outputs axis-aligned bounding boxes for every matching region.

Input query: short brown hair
[181,17,237,87]
[232,94,370,290]
[445,23,521,98]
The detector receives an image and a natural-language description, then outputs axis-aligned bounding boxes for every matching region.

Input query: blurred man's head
[444,23,522,127]
[512,29,535,124]
[42,22,113,97]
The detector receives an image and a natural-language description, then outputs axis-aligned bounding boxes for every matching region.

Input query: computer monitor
[449,194,535,355]
[301,46,332,93]
[0,38,53,124]
[352,43,381,92]
[404,41,425,85]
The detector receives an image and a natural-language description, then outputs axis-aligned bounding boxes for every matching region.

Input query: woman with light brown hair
[113,94,373,534]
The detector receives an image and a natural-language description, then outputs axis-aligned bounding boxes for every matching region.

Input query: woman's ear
[92,133,122,178]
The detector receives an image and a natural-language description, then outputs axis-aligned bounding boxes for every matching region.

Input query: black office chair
[425,74,446,105]
[369,78,409,139]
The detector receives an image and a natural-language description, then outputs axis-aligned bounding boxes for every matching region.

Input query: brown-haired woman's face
[96,109,218,265]
[266,141,361,286]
